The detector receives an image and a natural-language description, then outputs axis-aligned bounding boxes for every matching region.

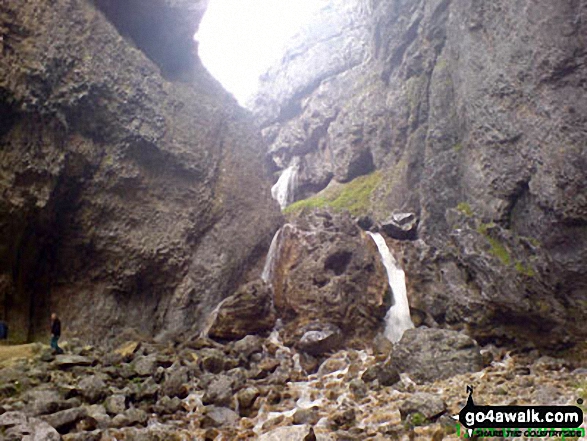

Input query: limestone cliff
[252,0,587,347]
[0,0,282,342]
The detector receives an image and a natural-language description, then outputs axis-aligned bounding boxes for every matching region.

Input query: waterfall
[271,163,298,209]
[367,232,414,343]
[261,228,282,283]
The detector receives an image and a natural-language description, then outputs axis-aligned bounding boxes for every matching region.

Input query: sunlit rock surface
[252,0,587,348]
[0,0,281,341]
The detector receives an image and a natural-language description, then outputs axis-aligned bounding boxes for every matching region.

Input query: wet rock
[330,408,356,430]
[391,328,483,384]
[349,379,368,399]
[104,395,127,415]
[361,362,400,386]
[133,355,158,377]
[297,323,344,356]
[41,406,88,432]
[399,393,447,421]
[380,213,418,240]
[76,375,107,403]
[201,406,239,428]
[205,280,276,340]
[356,215,375,231]
[237,387,260,410]
[258,425,330,441]
[293,406,320,425]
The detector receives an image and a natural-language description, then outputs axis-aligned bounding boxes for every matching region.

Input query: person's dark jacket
[51,318,61,337]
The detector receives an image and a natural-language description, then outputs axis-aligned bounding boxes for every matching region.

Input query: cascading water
[271,162,298,209]
[262,227,284,283]
[367,232,414,343]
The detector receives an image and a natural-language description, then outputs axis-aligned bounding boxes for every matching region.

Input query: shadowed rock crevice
[93,0,207,80]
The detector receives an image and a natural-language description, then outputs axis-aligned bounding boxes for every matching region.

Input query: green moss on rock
[284,171,382,216]
[515,261,536,277]
[477,223,511,266]
[457,202,473,216]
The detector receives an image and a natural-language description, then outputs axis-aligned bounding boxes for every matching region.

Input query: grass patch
[284,171,382,216]
[457,202,473,216]
[515,261,536,277]
[477,223,511,266]
[453,142,463,152]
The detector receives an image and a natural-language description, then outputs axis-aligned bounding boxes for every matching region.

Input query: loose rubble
[0,333,585,440]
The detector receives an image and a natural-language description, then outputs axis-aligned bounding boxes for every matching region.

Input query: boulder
[258,425,333,441]
[267,213,390,342]
[361,362,400,386]
[111,408,148,428]
[204,280,276,340]
[104,395,127,415]
[297,322,343,356]
[160,364,189,398]
[76,376,107,404]
[380,213,418,240]
[237,387,260,410]
[133,355,158,377]
[399,393,447,421]
[199,348,229,374]
[53,355,94,369]
[0,411,60,441]
[232,335,264,360]
[153,396,183,415]
[391,328,483,384]
[23,389,63,416]
[201,406,239,428]
[202,375,234,407]
[41,406,88,432]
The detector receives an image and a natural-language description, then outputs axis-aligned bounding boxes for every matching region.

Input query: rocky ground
[0,329,585,441]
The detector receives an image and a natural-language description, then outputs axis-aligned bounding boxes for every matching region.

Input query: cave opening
[195,0,322,105]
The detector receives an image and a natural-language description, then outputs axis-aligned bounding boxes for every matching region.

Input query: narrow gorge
[0,0,586,440]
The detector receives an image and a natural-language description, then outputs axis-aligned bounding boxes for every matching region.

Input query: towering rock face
[252,0,587,347]
[0,0,281,342]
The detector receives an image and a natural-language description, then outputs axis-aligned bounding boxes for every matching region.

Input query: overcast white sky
[196,0,322,105]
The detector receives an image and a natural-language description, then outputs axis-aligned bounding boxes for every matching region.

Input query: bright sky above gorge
[196,0,323,105]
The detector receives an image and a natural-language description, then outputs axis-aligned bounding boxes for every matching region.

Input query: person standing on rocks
[0,320,7,342]
[50,313,63,354]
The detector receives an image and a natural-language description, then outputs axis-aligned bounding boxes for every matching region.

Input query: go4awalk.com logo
[454,386,585,438]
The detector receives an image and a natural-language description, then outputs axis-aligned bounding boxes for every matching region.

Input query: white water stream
[367,232,414,343]
[271,163,298,209]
